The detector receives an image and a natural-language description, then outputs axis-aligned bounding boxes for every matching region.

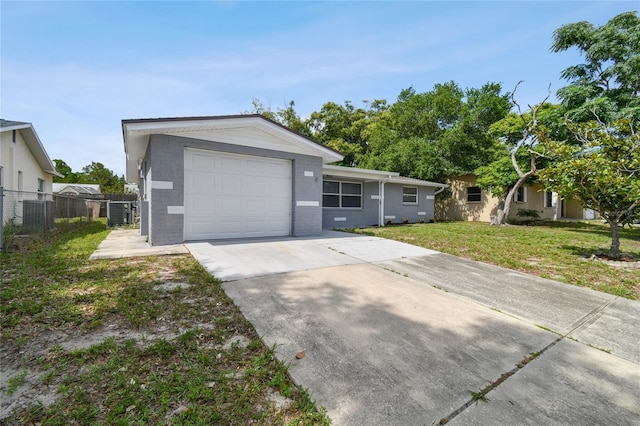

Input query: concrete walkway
[186,232,640,425]
[89,229,189,259]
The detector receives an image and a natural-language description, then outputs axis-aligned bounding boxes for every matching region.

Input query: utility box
[107,201,132,227]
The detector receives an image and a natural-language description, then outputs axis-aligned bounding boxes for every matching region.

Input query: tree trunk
[495,175,531,225]
[608,219,621,259]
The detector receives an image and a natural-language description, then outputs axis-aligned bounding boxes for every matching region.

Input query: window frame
[544,191,553,208]
[322,180,363,209]
[38,178,45,200]
[402,186,418,205]
[466,186,481,203]
[514,186,527,203]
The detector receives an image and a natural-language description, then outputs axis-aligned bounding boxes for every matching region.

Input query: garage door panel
[190,153,214,170]
[218,155,243,172]
[221,198,243,213]
[184,149,291,240]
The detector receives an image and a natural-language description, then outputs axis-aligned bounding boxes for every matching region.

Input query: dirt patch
[581,253,640,268]
[1,226,328,424]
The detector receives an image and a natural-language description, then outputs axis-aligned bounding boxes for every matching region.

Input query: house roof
[323,164,448,188]
[53,183,101,195]
[387,175,448,188]
[1,119,61,177]
[122,114,344,182]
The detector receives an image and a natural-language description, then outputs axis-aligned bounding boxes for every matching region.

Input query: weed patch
[0,220,329,424]
[349,221,640,299]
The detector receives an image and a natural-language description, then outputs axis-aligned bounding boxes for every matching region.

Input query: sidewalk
[89,229,188,259]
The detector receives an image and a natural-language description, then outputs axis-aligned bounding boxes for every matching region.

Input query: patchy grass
[350,221,640,299]
[0,220,329,424]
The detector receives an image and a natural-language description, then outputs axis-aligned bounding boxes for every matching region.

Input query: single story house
[435,173,595,222]
[53,183,103,220]
[53,183,101,197]
[123,115,446,245]
[1,119,60,226]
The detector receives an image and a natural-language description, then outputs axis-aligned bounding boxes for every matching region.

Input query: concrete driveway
[187,231,640,425]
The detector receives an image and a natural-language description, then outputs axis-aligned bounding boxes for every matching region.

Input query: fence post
[43,197,48,238]
[0,187,4,252]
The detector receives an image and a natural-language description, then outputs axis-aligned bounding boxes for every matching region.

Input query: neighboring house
[53,183,101,196]
[436,173,594,222]
[123,115,447,246]
[1,119,60,226]
[53,183,103,220]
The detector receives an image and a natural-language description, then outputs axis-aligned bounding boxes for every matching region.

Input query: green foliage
[53,159,126,193]
[350,221,640,299]
[358,82,512,181]
[540,119,639,225]
[552,11,640,122]
[1,222,330,424]
[53,159,79,183]
[540,119,640,257]
[516,209,541,219]
[247,98,311,136]
[307,99,388,166]
[476,150,530,198]
[78,162,127,193]
[248,82,510,181]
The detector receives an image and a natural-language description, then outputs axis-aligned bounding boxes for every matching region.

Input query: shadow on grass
[561,244,640,260]
[527,221,639,242]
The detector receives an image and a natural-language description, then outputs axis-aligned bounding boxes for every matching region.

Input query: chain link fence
[1,188,109,251]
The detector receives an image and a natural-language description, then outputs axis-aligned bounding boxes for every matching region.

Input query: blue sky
[1,1,637,177]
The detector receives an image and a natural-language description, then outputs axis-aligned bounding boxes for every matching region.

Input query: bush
[516,209,541,219]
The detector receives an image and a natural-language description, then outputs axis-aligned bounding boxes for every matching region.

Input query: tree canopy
[249,82,512,181]
[54,160,126,193]
[539,119,639,258]
[552,11,640,122]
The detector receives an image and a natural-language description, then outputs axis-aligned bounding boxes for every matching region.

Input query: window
[514,186,527,203]
[467,186,481,202]
[323,180,362,208]
[38,178,45,200]
[544,191,553,208]
[402,186,418,204]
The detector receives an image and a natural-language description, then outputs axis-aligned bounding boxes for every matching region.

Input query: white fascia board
[322,164,399,181]
[388,177,448,188]
[123,116,344,181]
[17,124,62,177]
[0,123,32,133]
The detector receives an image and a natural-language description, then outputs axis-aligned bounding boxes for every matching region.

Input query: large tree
[306,99,388,166]
[246,99,311,136]
[358,82,511,182]
[539,119,639,259]
[78,162,126,194]
[475,89,557,225]
[552,11,640,122]
[53,159,79,183]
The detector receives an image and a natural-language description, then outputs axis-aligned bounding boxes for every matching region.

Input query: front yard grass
[0,220,329,425]
[351,221,640,300]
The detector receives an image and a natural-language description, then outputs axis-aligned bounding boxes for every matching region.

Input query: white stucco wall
[1,129,53,193]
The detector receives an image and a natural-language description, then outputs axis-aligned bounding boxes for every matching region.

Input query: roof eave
[123,115,345,182]
[11,124,60,177]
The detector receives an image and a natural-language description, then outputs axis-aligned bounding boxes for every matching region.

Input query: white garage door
[184,149,291,240]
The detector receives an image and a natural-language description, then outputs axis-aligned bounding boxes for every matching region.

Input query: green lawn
[350,221,640,300]
[0,220,329,425]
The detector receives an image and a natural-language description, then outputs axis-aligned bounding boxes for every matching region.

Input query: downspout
[434,186,446,196]
[379,176,391,227]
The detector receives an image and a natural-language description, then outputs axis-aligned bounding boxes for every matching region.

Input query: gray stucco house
[123,115,446,245]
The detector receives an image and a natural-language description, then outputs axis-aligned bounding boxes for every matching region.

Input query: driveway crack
[435,296,619,425]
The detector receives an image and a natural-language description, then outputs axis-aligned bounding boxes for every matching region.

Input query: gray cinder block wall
[143,134,324,245]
